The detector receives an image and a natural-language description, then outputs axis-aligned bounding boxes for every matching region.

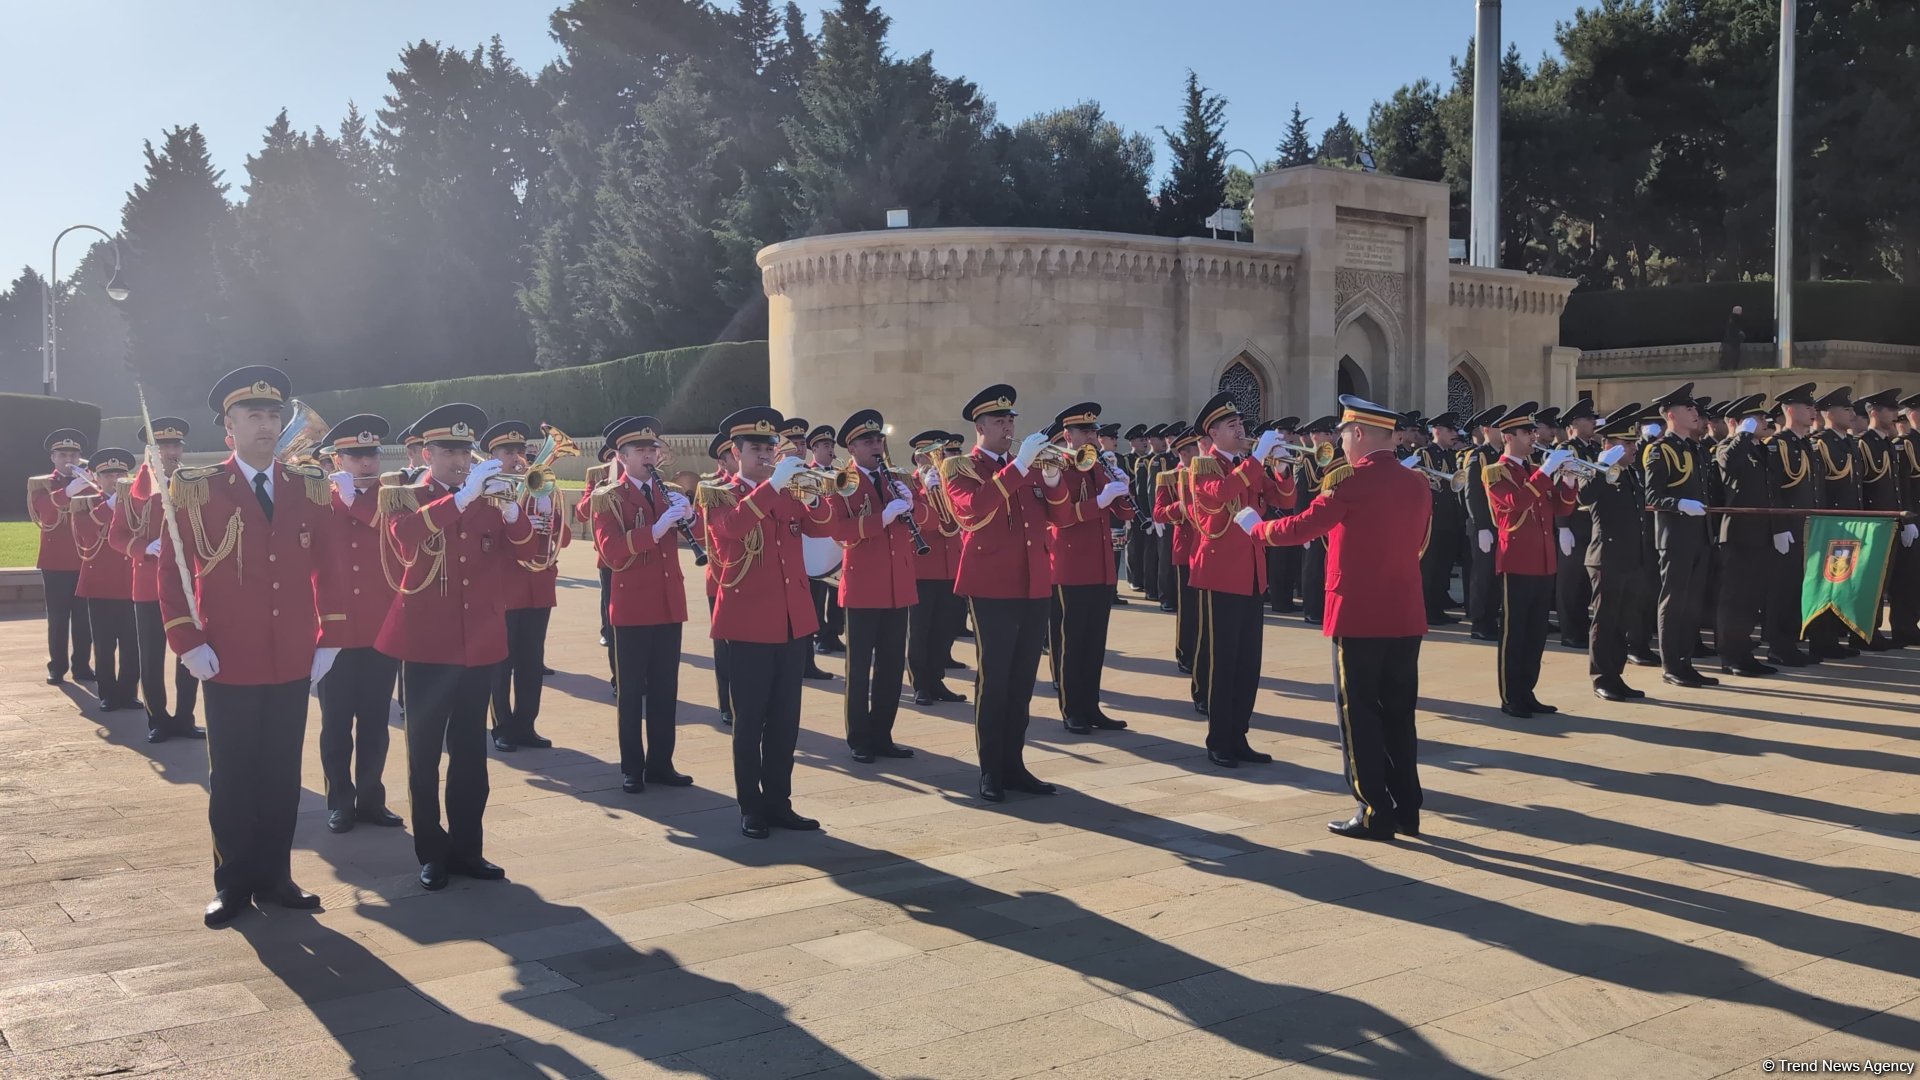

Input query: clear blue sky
[1,0,1582,280]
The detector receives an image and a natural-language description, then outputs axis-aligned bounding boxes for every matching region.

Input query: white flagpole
[1773,0,1796,369]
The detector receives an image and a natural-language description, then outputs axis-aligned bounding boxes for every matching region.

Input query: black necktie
[253,472,274,522]
[644,481,658,512]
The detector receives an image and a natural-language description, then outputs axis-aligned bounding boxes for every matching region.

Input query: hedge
[3,394,102,519]
[1561,280,1920,352]
[103,341,769,453]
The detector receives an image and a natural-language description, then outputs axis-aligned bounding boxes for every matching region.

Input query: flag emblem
[1823,539,1860,584]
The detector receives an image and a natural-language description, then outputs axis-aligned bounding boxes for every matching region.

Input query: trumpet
[1264,440,1336,470]
[787,463,861,500]
[479,424,582,503]
[1404,459,1469,493]
[1556,457,1622,483]
[1032,442,1099,473]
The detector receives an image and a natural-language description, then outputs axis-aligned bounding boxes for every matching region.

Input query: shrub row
[1561,280,1920,352]
[3,394,102,518]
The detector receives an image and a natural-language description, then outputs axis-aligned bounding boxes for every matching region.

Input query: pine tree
[119,124,233,396]
[1316,111,1363,168]
[0,267,49,393]
[1273,103,1315,168]
[1003,102,1154,233]
[1154,71,1228,238]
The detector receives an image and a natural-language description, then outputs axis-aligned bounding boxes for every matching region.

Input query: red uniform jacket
[108,467,167,603]
[500,492,573,610]
[1252,450,1431,638]
[701,469,744,601]
[576,463,615,571]
[1152,467,1197,568]
[941,447,1074,600]
[1048,464,1128,587]
[1187,448,1297,596]
[157,457,346,685]
[1486,454,1577,577]
[592,475,689,627]
[830,466,925,609]
[912,472,961,581]
[73,491,134,600]
[374,478,534,667]
[704,477,847,643]
[330,484,397,650]
[28,474,84,572]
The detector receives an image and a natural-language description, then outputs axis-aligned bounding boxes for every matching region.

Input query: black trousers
[614,622,681,777]
[1657,542,1710,674]
[317,646,397,814]
[86,597,139,706]
[1201,589,1264,755]
[1714,544,1770,666]
[1498,573,1552,708]
[845,606,909,753]
[1764,542,1806,652]
[402,661,492,866]
[1556,517,1593,643]
[1155,527,1176,609]
[600,565,616,677]
[134,600,197,733]
[1301,541,1327,622]
[1178,565,1204,698]
[707,593,733,717]
[1891,542,1920,641]
[1468,539,1499,636]
[1049,584,1112,724]
[490,607,551,737]
[1421,517,1462,619]
[811,579,844,644]
[1332,637,1422,828]
[1267,543,1301,612]
[907,579,962,693]
[1587,565,1649,679]
[969,596,1047,781]
[203,678,309,894]
[1125,524,1148,595]
[41,569,92,679]
[727,636,806,814]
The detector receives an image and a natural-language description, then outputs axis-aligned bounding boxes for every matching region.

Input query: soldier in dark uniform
[1263,417,1304,614]
[1296,416,1337,625]
[1463,405,1507,640]
[1643,383,1722,688]
[1581,408,1650,701]
[1555,400,1599,647]
[1417,413,1467,626]
[1123,423,1152,596]
[1807,386,1863,659]
[1891,393,1920,646]
[1763,385,1821,666]
[1154,423,1184,613]
[1712,394,1779,677]
[1857,388,1907,649]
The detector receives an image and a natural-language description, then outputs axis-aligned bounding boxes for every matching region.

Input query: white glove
[330,470,356,506]
[500,499,521,524]
[1095,480,1128,508]
[181,644,219,681]
[309,646,340,684]
[881,498,911,525]
[1597,445,1627,468]
[64,475,90,496]
[924,468,942,489]
[1738,417,1760,435]
[1012,432,1049,474]
[1539,448,1576,477]
[145,538,162,557]
[1903,524,1918,548]
[1233,506,1261,534]
[1151,522,1166,537]
[1399,453,1422,470]
[534,494,553,515]
[1773,531,1792,555]
[1677,499,1706,517]
[650,500,689,541]
[768,456,808,491]
[454,458,503,510]
[105,492,117,509]
[1477,529,1493,554]
[1250,430,1283,464]
[1558,527,1574,556]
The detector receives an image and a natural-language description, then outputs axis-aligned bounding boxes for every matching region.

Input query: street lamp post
[41,224,128,397]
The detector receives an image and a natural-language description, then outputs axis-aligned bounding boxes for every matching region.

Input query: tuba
[274,399,331,465]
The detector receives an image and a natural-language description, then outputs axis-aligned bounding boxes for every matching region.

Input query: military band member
[1555,399,1599,647]
[109,418,202,739]
[1891,393,1920,645]
[1155,428,1205,698]
[72,447,140,711]
[593,415,694,793]
[705,407,849,836]
[1187,392,1296,768]
[1295,416,1336,625]
[1464,405,1506,640]
[1484,403,1580,717]
[481,421,571,751]
[1096,421,1129,605]
[1150,424,1182,612]
[1643,383,1723,687]
[1582,409,1651,700]
[158,366,344,927]
[1263,417,1304,615]
[311,415,403,832]
[1857,388,1906,649]
[377,403,532,890]
[703,431,747,721]
[580,438,620,687]
[1123,422,1153,596]
[31,428,97,684]
[401,424,428,474]
[907,430,968,705]
[1234,395,1430,840]
[803,422,848,662]
[1807,386,1862,658]
[1712,395,1781,677]
[942,385,1075,802]
[1417,413,1466,625]
[1044,403,1132,734]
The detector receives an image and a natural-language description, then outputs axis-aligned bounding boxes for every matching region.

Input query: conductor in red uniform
[1236,395,1432,841]
[158,366,346,927]
[30,428,95,684]
[1482,403,1581,718]
[72,447,140,711]
[375,403,534,891]
[1046,403,1134,735]
[109,418,202,741]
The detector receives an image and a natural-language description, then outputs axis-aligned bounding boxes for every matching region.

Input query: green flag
[1800,516,1894,638]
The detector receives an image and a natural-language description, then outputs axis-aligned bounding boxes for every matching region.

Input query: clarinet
[647,463,708,566]
[877,451,932,556]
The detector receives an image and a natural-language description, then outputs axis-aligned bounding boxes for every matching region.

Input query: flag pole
[1773,0,1796,369]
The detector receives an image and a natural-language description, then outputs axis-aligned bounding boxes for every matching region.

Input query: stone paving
[1,545,1917,1078]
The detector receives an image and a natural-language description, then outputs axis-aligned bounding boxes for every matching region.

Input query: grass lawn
[0,520,40,569]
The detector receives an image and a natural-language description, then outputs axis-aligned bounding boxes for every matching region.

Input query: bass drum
[802,535,842,581]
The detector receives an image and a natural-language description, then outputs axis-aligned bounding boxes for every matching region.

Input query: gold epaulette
[937,455,980,485]
[379,470,410,487]
[589,480,623,515]
[283,461,332,507]
[699,471,719,484]
[1155,469,1182,489]
[378,483,422,517]
[585,463,610,487]
[1482,461,1510,487]
[27,476,51,497]
[1188,455,1223,477]
[694,480,738,511]
[1319,463,1354,494]
[116,476,134,499]
[170,464,220,513]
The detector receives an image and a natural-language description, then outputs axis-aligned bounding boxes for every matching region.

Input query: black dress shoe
[1062,717,1091,734]
[1525,700,1559,715]
[1662,671,1711,689]
[1207,749,1240,769]
[912,690,935,706]
[622,775,645,793]
[877,745,914,758]
[851,750,877,763]
[802,665,836,681]
[1722,661,1777,677]
[1396,809,1421,837]
[1233,747,1273,764]
[819,637,846,654]
[1005,774,1057,795]
[644,770,694,786]
[327,810,355,833]
[449,858,506,880]
[420,863,449,890]
[256,880,321,909]
[956,627,974,639]
[1560,637,1590,650]
[768,808,820,831]
[1626,650,1662,667]
[741,814,771,839]
[944,657,966,669]
[491,733,517,752]
[932,687,967,703]
[517,730,554,749]
[175,724,206,739]
[1592,679,1630,702]
[1089,714,1128,730]
[541,665,555,676]
[978,774,1005,802]
[1499,703,1533,719]
[1327,813,1394,841]
[1767,648,1814,667]
[204,890,251,928]
[1625,685,1647,699]
[1112,595,1129,605]
[147,729,170,744]
[356,807,404,827]
[1177,662,1193,675]
[1193,700,1208,716]
[1470,631,1498,642]
[46,675,64,685]
[72,668,97,682]
[1807,641,1848,660]
[1159,603,1176,613]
